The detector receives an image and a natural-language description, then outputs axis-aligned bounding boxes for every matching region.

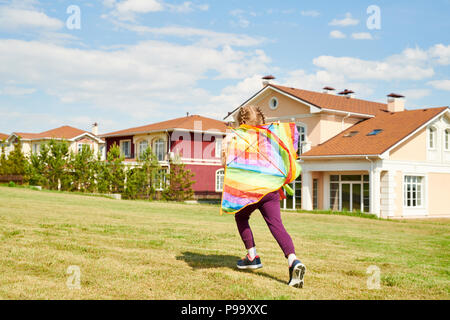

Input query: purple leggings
[235,190,295,258]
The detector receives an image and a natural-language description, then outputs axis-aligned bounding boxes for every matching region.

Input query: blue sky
[0,0,449,134]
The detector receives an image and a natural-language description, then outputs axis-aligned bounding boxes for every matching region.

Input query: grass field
[0,186,448,299]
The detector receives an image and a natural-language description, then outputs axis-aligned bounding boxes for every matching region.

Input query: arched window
[154,138,166,161]
[445,128,450,151]
[215,169,224,192]
[297,124,306,155]
[428,127,436,149]
[139,140,148,159]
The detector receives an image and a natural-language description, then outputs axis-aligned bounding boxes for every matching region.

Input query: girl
[221,105,306,288]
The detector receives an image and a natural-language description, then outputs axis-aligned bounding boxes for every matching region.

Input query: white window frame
[215,169,225,192]
[120,139,132,158]
[296,122,307,156]
[444,128,450,151]
[403,174,425,209]
[154,138,166,162]
[138,140,149,159]
[32,143,40,154]
[77,143,89,153]
[428,126,436,150]
[269,97,279,110]
[215,137,222,158]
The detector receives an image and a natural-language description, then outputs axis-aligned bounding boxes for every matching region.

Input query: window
[297,125,306,155]
[445,129,450,151]
[32,143,39,154]
[313,179,318,210]
[216,169,224,192]
[154,139,166,161]
[121,140,131,158]
[78,143,88,153]
[344,131,359,137]
[269,97,279,110]
[428,127,436,149]
[215,137,222,158]
[367,129,383,136]
[139,140,148,159]
[404,176,424,208]
[153,169,167,191]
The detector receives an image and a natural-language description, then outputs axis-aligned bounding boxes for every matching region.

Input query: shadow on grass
[176,251,286,285]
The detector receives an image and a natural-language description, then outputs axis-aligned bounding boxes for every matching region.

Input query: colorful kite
[221,122,302,215]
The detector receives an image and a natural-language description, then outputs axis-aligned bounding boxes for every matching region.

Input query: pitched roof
[12,126,101,141]
[225,84,389,119]
[269,84,388,116]
[301,107,449,157]
[0,133,8,140]
[101,115,227,137]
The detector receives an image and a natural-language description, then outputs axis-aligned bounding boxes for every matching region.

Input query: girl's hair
[236,105,266,126]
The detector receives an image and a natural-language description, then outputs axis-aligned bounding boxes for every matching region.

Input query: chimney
[92,122,98,136]
[323,86,335,94]
[338,89,355,99]
[262,75,276,87]
[387,93,405,112]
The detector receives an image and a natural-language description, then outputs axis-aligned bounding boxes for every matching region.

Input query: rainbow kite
[221,122,302,215]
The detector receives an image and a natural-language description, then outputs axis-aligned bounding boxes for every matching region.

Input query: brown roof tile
[270,84,387,116]
[14,126,97,140]
[101,115,227,137]
[302,107,449,157]
[0,133,8,140]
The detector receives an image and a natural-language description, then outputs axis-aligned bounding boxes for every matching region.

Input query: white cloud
[313,48,435,81]
[429,44,450,65]
[329,12,359,27]
[330,30,346,39]
[0,86,36,96]
[0,6,64,31]
[301,10,320,17]
[106,0,208,20]
[0,39,270,119]
[114,23,266,48]
[351,32,373,40]
[229,9,250,28]
[401,88,431,100]
[428,80,450,91]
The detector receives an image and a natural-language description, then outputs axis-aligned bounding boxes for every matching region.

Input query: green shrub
[8,181,15,188]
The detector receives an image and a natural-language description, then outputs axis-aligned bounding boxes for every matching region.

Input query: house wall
[246,88,367,148]
[105,135,135,159]
[428,172,450,216]
[184,164,223,198]
[389,128,427,161]
[170,131,223,161]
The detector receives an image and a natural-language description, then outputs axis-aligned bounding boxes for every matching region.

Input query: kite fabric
[220,122,302,215]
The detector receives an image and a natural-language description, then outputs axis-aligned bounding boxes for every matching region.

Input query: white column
[323,173,330,210]
[301,170,313,211]
[370,168,381,217]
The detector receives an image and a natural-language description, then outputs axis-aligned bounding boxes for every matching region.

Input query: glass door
[341,183,351,211]
[352,183,362,212]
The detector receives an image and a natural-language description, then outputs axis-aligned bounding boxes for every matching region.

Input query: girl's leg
[258,191,296,258]
[234,204,257,251]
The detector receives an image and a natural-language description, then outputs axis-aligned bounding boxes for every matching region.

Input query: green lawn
[0,186,448,299]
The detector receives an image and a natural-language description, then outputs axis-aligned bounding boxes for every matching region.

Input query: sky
[0,0,449,135]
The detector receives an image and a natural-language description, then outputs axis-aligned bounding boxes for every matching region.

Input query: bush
[8,181,15,188]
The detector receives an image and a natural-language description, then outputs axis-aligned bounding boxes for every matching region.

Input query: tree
[105,144,125,194]
[5,138,27,176]
[162,159,195,201]
[69,144,96,192]
[45,140,70,190]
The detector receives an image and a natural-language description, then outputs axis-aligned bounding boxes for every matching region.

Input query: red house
[100,115,228,199]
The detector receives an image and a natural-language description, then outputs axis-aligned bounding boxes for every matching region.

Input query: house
[225,80,450,218]
[100,115,227,199]
[4,124,105,159]
[0,133,8,141]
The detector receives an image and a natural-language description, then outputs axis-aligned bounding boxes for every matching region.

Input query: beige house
[225,82,450,219]
[4,125,105,159]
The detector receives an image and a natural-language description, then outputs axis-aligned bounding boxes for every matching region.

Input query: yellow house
[225,82,450,219]
[5,125,105,159]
